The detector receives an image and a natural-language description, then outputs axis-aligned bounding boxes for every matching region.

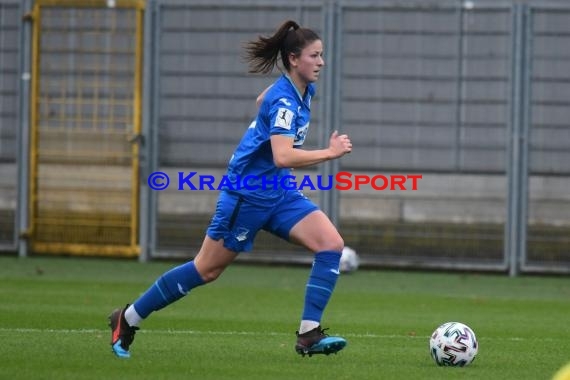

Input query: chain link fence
[2,0,568,274]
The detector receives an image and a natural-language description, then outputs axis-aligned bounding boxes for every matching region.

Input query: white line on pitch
[0,327,405,339]
[0,327,551,341]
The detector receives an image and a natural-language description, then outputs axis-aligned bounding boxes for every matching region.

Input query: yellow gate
[28,0,144,257]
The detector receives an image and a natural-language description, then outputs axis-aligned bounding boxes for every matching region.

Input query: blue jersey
[225,74,315,202]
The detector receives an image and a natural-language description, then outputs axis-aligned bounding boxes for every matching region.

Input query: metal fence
[26,0,144,257]
[335,2,514,273]
[2,0,569,275]
[0,0,20,252]
[144,1,327,258]
[522,4,570,273]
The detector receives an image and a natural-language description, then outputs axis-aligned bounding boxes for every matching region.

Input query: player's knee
[331,237,344,253]
[320,235,344,253]
[194,261,226,283]
[198,267,224,283]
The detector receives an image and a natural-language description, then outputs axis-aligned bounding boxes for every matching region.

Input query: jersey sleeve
[269,96,298,138]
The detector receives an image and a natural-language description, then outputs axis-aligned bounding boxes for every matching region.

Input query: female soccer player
[109,19,353,358]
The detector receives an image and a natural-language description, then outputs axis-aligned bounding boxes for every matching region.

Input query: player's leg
[266,191,346,356]
[289,209,344,329]
[109,190,256,358]
[109,237,238,358]
[288,210,347,356]
[127,236,238,324]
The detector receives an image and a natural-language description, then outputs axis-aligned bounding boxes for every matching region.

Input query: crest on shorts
[234,227,250,242]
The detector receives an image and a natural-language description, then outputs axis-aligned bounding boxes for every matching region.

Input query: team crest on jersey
[275,108,294,130]
[294,123,309,146]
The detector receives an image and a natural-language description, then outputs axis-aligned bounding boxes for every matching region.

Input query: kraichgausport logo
[147,171,422,191]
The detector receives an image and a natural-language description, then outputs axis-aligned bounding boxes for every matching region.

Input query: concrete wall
[3,163,568,225]
[1,1,569,266]
[153,167,570,226]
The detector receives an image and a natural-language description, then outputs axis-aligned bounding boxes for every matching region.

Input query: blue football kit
[125,73,346,359]
[227,74,314,202]
[207,74,319,253]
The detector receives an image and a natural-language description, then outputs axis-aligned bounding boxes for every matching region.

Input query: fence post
[318,0,341,227]
[17,0,33,258]
[518,4,532,274]
[139,0,156,262]
[318,1,337,225]
[148,0,162,261]
[454,0,466,171]
[506,3,529,277]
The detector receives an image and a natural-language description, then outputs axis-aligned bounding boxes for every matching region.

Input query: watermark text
[148,171,422,191]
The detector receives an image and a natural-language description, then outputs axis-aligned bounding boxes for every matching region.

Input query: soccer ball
[339,246,359,273]
[429,322,478,367]
[553,362,570,380]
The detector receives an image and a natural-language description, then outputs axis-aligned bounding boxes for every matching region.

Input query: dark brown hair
[244,20,321,74]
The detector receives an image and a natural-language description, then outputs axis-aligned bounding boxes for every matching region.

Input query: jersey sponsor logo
[275,108,294,130]
[279,97,292,106]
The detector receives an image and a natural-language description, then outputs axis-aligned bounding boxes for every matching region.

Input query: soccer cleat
[108,304,139,358]
[295,326,347,357]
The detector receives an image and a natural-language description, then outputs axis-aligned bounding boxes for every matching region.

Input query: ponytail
[244,20,320,74]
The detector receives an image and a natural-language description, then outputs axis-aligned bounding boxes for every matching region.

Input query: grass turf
[0,255,569,380]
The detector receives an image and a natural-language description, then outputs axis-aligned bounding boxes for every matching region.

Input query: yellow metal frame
[28,0,144,257]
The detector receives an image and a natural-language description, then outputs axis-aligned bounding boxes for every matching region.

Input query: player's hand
[328,130,352,158]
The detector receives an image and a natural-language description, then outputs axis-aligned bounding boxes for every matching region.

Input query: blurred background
[0,0,568,275]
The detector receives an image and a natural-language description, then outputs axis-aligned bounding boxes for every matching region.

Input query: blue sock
[302,250,342,323]
[133,260,205,319]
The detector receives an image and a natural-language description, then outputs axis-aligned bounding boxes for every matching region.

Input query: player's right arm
[256,85,272,108]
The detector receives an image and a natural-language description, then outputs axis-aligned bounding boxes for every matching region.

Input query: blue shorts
[206,190,319,253]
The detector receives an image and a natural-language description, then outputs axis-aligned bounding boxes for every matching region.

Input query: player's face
[291,39,324,84]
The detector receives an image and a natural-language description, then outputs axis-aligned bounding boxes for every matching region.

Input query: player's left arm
[271,131,352,169]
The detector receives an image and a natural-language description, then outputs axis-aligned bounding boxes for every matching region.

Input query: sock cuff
[186,260,205,286]
[314,250,342,266]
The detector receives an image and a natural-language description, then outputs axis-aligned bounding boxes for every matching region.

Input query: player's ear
[288,52,299,68]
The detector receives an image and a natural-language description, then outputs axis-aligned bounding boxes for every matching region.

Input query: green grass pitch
[0,255,569,380]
